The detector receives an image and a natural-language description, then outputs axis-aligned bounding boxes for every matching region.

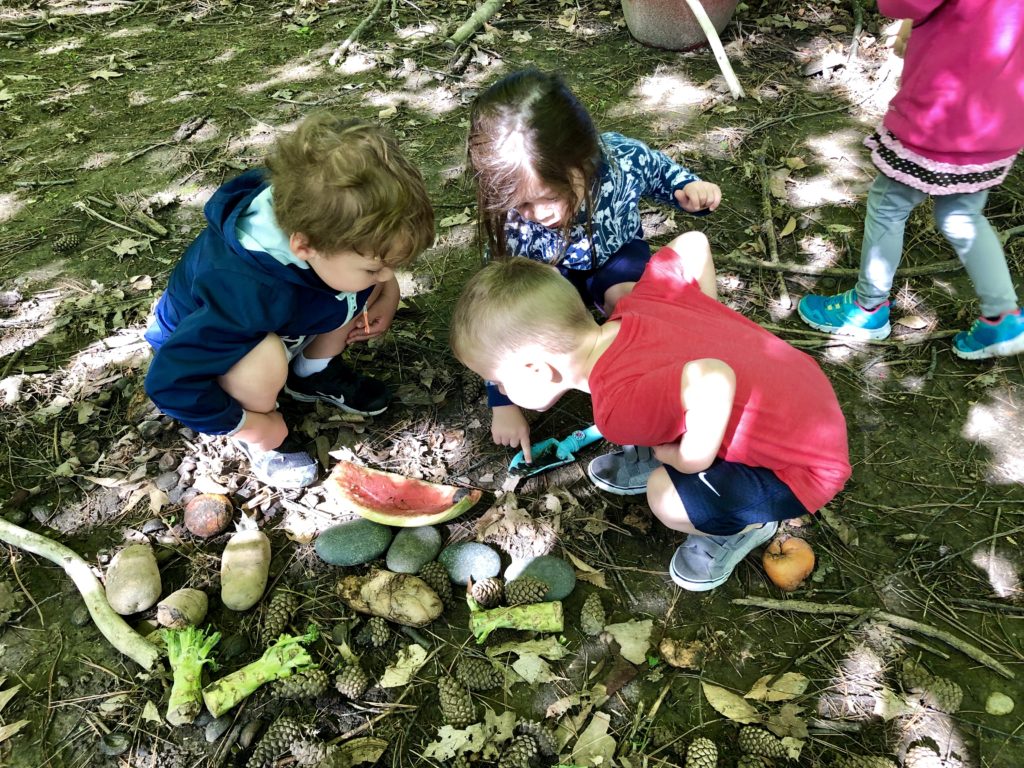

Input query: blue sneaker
[669,521,779,591]
[953,309,1024,360]
[798,289,891,340]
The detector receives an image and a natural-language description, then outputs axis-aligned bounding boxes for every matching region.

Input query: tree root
[733,597,1014,679]
[0,518,161,670]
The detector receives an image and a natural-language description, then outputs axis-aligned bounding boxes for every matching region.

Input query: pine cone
[456,657,501,691]
[685,736,718,768]
[903,745,943,768]
[334,665,370,699]
[51,234,80,253]
[247,717,304,768]
[261,590,299,644]
[272,668,329,700]
[737,757,775,768]
[357,616,390,648]
[834,757,899,768]
[471,577,504,608]
[580,593,605,636]
[738,726,787,758]
[419,561,452,604]
[450,755,471,768]
[498,734,539,768]
[291,737,333,767]
[901,660,963,713]
[504,576,547,606]
[515,719,556,757]
[438,675,476,728]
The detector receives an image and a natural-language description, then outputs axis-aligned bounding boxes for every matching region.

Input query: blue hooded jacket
[144,169,373,435]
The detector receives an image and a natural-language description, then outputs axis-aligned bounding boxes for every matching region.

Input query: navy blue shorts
[560,237,652,309]
[666,459,810,536]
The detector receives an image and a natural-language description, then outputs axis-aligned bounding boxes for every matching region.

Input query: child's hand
[893,19,912,58]
[676,182,722,213]
[492,404,532,462]
[235,410,289,452]
[347,278,400,344]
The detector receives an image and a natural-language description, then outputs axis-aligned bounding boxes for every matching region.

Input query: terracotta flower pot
[621,0,739,51]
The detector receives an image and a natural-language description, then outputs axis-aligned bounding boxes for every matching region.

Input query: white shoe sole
[283,386,388,416]
[669,521,779,591]
[587,471,648,496]
[952,334,1024,360]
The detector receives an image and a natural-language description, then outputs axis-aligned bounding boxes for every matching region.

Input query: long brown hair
[466,68,600,263]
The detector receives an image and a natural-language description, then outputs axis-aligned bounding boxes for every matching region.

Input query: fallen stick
[757,137,791,308]
[716,251,962,278]
[0,518,161,670]
[447,0,504,49]
[681,0,745,99]
[469,601,563,643]
[329,0,386,66]
[733,597,1014,679]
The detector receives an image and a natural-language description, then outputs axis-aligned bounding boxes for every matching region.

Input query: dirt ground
[1,1,1023,767]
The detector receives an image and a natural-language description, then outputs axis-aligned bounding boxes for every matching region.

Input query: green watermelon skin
[327,461,482,527]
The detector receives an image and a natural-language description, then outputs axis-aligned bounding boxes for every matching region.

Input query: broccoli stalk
[164,626,221,726]
[201,627,318,717]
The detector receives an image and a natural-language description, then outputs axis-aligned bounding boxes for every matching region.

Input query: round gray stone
[438,542,501,585]
[504,555,577,601]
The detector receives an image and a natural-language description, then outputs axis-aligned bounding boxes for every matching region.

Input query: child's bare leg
[218,333,288,413]
[603,281,636,313]
[666,231,717,300]
[646,466,700,534]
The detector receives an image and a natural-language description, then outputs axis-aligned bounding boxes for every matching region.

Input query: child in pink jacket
[799,0,1024,359]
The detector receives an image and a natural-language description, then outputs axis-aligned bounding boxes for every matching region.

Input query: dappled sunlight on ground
[366,82,461,117]
[0,292,61,360]
[241,54,327,94]
[789,129,871,209]
[396,22,444,42]
[797,233,845,268]
[0,193,26,225]
[80,152,119,170]
[607,68,710,137]
[961,385,1024,484]
[37,38,84,55]
[969,548,1022,600]
[105,25,155,39]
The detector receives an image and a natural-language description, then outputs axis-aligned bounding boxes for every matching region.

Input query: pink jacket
[881,0,1024,165]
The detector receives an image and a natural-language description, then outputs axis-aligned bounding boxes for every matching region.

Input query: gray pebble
[70,605,91,627]
[238,719,262,750]
[141,518,167,535]
[205,716,232,743]
[138,420,163,441]
[178,427,196,440]
[157,453,178,472]
[30,505,51,525]
[505,555,577,601]
[3,509,27,525]
[438,542,501,585]
[154,471,179,492]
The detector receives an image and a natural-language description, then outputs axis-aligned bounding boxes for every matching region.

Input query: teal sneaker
[669,521,779,591]
[953,309,1024,360]
[798,289,891,340]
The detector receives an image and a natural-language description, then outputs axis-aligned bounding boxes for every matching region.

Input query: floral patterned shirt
[503,132,702,270]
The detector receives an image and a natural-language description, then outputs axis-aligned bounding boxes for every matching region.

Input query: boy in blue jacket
[145,113,434,489]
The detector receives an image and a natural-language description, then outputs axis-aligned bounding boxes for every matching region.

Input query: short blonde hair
[267,113,434,265]
[450,258,596,373]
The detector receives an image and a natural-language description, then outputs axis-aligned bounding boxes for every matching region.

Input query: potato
[156,588,208,628]
[105,544,162,616]
[220,514,270,612]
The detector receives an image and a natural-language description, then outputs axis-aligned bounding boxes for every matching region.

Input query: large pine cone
[357,616,390,648]
[261,590,299,644]
[685,737,718,768]
[497,734,539,768]
[580,592,605,636]
[737,757,775,768]
[438,675,476,728]
[456,657,501,691]
[271,668,329,700]
[834,757,899,768]
[901,660,963,713]
[334,665,370,699]
[738,726,787,758]
[247,717,305,768]
[419,561,452,604]
[516,719,557,756]
[291,737,333,767]
[903,745,944,768]
[504,576,547,606]
[471,577,504,608]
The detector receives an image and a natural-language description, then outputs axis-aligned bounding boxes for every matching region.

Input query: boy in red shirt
[450,232,851,590]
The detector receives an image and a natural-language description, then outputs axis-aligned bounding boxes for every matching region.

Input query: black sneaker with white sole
[283,356,390,416]
[234,435,318,490]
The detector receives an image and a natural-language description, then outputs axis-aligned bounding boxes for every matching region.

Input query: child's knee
[646,466,694,531]
[221,334,289,394]
[668,230,708,254]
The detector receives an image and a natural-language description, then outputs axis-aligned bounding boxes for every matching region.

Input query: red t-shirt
[590,245,851,513]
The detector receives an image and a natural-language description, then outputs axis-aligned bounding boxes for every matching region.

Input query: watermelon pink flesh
[338,465,457,516]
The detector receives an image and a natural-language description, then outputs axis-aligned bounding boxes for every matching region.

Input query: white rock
[986,691,1014,716]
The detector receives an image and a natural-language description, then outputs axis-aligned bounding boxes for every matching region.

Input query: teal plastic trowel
[508,424,604,479]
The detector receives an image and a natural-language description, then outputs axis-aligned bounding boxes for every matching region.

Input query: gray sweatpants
[855,174,1019,318]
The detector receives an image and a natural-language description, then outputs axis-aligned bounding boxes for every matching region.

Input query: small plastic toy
[508,424,604,479]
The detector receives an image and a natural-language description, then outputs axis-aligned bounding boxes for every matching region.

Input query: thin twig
[329,0,386,66]
[72,202,152,241]
[717,251,963,278]
[733,596,1014,679]
[757,137,791,308]
[7,547,44,627]
[13,179,74,188]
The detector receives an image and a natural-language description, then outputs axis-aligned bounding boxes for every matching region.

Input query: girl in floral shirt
[466,67,721,490]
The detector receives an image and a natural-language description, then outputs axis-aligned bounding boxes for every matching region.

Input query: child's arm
[892,18,912,57]
[609,134,721,214]
[492,404,532,463]
[652,358,735,474]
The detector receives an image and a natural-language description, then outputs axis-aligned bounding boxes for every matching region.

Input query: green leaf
[88,69,123,81]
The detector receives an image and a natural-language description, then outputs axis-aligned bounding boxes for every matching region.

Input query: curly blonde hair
[267,113,434,265]
[450,258,595,374]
